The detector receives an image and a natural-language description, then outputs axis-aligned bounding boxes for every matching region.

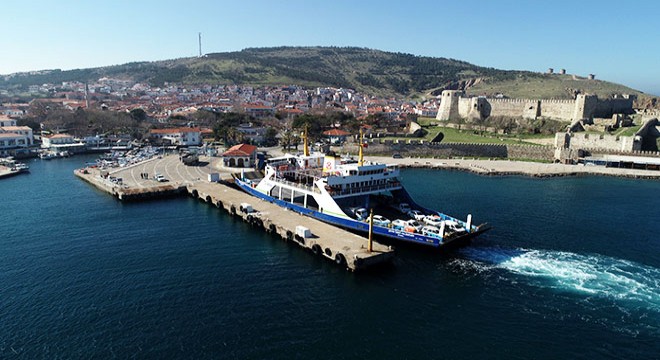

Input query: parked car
[422,226,443,239]
[155,174,167,182]
[351,207,368,220]
[392,153,402,159]
[423,215,443,227]
[394,202,411,214]
[423,216,466,234]
[444,220,467,234]
[391,219,407,231]
[366,215,391,227]
[407,209,425,221]
[406,219,423,232]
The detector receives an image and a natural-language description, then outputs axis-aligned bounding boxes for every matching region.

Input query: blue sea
[1,157,659,359]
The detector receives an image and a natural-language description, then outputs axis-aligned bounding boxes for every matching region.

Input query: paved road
[108,155,237,188]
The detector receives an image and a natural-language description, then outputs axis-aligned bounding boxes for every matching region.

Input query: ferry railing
[274,176,321,194]
[331,182,402,196]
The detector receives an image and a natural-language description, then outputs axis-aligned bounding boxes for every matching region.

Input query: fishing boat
[39,150,71,160]
[0,157,29,175]
[233,130,490,249]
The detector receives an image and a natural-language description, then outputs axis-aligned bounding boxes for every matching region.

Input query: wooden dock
[74,158,394,271]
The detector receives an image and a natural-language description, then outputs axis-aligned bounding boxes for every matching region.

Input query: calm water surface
[1,157,658,359]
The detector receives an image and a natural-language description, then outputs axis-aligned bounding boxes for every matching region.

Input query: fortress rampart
[360,139,555,161]
[554,132,641,152]
[436,91,635,122]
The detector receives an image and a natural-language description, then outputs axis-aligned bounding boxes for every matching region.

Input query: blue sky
[1,0,658,95]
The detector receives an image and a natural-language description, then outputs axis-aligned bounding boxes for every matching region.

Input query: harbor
[74,153,394,271]
[2,153,659,359]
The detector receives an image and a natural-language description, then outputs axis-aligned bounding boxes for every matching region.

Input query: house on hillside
[244,104,274,118]
[322,129,351,145]
[0,115,16,127]
[222,143,257,168]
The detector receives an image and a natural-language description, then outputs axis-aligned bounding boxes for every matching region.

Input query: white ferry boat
[234,131,489,249]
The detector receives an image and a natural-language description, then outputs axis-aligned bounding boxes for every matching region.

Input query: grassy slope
[464,74,643,99]
[384,118,539,145]
[1,47,652,104]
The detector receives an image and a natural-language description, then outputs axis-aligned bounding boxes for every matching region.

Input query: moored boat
[233,130,490,249]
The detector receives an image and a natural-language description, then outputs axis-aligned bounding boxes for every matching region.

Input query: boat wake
[457,246,660,312]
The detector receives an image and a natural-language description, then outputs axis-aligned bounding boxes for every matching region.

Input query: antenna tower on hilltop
[198,32,202,57]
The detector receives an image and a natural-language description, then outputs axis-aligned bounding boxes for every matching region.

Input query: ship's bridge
[322,162,402,197]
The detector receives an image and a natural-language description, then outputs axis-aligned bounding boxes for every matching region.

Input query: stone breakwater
[367,157,660,180]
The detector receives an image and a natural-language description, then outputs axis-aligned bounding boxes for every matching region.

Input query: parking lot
[107,154,235,188]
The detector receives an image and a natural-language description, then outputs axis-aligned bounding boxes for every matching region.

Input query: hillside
[0,46,649,100]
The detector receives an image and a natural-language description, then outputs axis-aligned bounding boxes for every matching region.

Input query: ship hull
[235,178,489,249]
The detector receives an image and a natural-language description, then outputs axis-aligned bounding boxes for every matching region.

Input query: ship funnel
[323,153,341,175]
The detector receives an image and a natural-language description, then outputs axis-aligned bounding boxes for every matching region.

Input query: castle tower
[573,94,598,121]
[436,90,463,121]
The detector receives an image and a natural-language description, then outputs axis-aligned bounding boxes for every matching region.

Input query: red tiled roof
[222,143,257,157]
[0,133,22,138]
[1,126,32,131]
[244,104,273,109]
[281,108,304,114]
[323,129,350,136]
[44,133,73,139]
[150,127,201,134]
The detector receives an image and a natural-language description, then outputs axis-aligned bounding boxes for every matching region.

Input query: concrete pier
[188,181,393,271]
[74,155,394,271]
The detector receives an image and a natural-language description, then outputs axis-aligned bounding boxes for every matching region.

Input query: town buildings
[0,115,34,156]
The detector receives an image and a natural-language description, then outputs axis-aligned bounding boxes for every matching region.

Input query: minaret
[85,83,90,108]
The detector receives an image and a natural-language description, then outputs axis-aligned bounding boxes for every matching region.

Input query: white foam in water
[460,247,660,311]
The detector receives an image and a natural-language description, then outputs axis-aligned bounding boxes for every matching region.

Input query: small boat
[39,150,71,160]
[0,158,29,174]
[13,162,29,173]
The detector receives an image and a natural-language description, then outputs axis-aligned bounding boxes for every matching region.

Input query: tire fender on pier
[335,253,346,266]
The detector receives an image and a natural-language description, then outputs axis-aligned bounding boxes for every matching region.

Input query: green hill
[0,46,648,100]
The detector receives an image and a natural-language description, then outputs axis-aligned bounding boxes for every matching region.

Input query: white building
[149,127,201,146]
[0,126,34,146]
[0,133,29,156]
[237,123,266,144]
[222,143,257,168]
[0,116,16,127]
[41,133,85,152]
[0,116,34,156]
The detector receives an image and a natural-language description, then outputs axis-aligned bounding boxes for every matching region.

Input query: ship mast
[358,128,364,166]
[303,125,310,156]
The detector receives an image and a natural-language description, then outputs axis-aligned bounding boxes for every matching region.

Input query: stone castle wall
[538,99,575,120]
[593,98,635,118]
[484,98,529,118]
[359,140,554,161]
[554,132,641,152]
[436,91,634,122]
